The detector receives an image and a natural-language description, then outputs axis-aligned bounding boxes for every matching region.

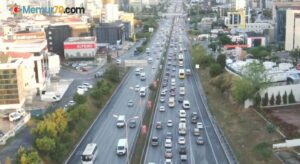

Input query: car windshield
[81,155,93,161]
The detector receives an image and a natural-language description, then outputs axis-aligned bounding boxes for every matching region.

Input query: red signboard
[64,43,96,49]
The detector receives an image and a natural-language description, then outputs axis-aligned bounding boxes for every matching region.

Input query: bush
[275,92,281,105]
[262,92,269,106]
[269,94,275,106]
[198,54,215,68]
[210,73,232,93]
[282,91,288,104]
[216,54,226,68]
[266,123,276,133]
[16,147,42,164]
[253,142,273,161]
[209,63,223,77]
[288,90,296,104]
[254,93,262,107]
[231,78,256,104]
[103,65,120,83]
[73,94,87,104]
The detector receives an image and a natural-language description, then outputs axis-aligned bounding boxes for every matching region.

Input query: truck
[178,122,186,135]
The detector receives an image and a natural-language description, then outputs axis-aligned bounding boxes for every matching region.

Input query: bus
[81,143,98,164]
[179,69,185,79]
[178,54,184,67]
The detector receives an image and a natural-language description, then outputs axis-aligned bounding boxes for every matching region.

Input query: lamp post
[113,115,139,164]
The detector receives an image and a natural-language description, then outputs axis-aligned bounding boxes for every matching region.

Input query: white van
[81,143,98,164]
[168,97,175,108]
[116,115,125,128]
[140,87,146,97]
[116,139,128,156]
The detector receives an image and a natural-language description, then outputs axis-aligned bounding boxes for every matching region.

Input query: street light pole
[113,115,139,164]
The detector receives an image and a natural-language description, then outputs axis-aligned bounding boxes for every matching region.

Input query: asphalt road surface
[143,1,230,164]
[66,11,174,164]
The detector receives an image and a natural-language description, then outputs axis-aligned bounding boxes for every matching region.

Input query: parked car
[9,112,22,122]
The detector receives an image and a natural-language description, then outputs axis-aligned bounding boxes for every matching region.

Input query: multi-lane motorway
[143,0,232,164]
[66,7,174,164]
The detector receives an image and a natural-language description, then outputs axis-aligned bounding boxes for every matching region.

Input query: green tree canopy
[16,147,42,164]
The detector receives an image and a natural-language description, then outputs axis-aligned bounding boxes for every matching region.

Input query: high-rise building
[94,22,124,45]
[0,56,26,110]
[225,10,246,29]
[272,2,300,43]
[45,25,71,58]
[120,12,135,38]
[285,9,300,51]
[231,0,246,10]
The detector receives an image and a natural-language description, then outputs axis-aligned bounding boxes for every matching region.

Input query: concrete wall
[260,84,300,102]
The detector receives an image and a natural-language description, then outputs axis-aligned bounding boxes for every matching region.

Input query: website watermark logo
[9,3,85,16]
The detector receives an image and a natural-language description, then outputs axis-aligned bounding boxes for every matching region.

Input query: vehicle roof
[82,143,97,155]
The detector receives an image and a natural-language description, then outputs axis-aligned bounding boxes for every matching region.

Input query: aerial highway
[65,4,175,164]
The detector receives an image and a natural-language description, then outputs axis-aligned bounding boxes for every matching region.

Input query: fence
[0,113,31,145]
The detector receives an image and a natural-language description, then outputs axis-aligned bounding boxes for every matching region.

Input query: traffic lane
[184,77,217,164]
[189,74,229,164]
[67,71,148,164]
[67,41,163,164]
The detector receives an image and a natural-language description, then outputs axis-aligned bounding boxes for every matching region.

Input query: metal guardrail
[140,16,175,164]
[191,57,239,164]
[64,70,131,164]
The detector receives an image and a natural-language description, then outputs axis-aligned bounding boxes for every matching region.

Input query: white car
[167,120,173,127]
[82,83,93,89]
[165,139,172,148]
[179,110,186,118]
[135,85,140,91]
[9,112,22,122]
[165,159,172,164]
[68,100,76,106]
[179,118,186,123]
[77,85,88,92]
[182,100,190,109]
[159,106,165,112]
[160,97,165,103]
[178,136,186,145]
[196,122,203,129]
[116,59,122,64]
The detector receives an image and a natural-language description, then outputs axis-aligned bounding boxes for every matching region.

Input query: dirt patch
[198,70,283,164]
[272,108,300,133]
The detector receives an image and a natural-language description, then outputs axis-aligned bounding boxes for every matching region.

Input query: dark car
[164,149,173,158]
[165,72,170,76]
[178,96,184,103]
[179,145,187,154]
[151,136,159,146]
[0,130,4,138]
[179,82,184,87]
[129,119,136,128]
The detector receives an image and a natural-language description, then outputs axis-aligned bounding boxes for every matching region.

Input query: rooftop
[65,37,96,42]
